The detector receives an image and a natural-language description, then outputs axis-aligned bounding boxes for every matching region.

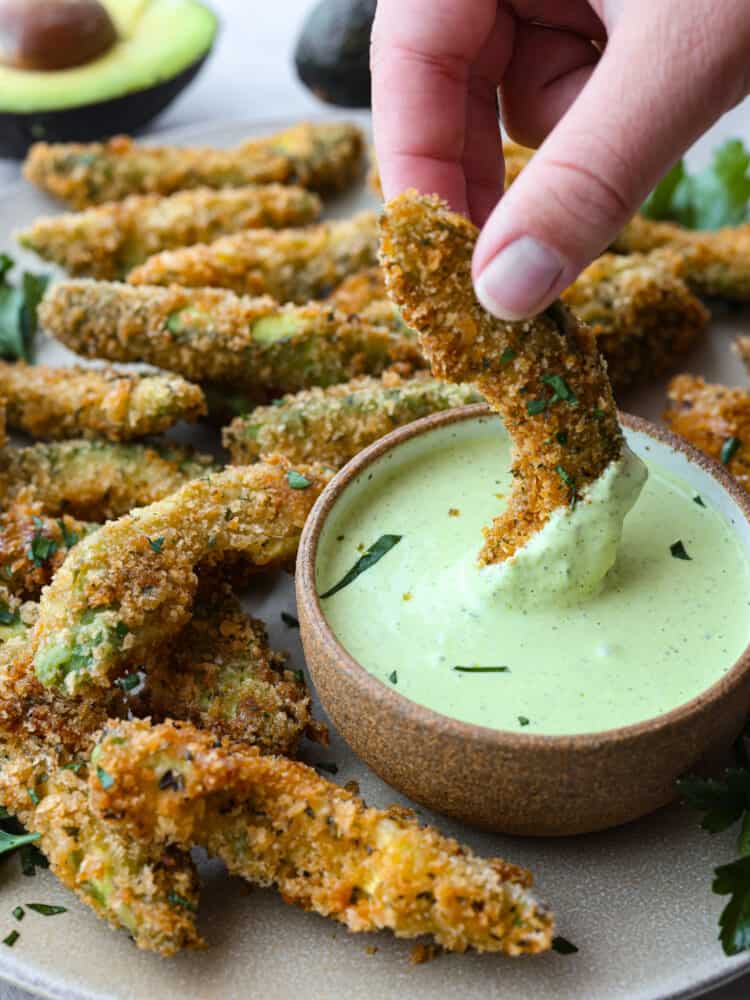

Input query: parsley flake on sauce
[320,534,402,599]
[693,495,706,507]
[388,670,398,685]
[518,716,530,727]
[670,540,692,561]
[452,665,510,674]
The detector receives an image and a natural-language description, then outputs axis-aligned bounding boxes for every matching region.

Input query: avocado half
[0,0,218,158]
[295,0,375,109]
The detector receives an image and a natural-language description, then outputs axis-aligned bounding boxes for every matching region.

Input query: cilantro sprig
[642,139,750,230]
[0,254,49,363]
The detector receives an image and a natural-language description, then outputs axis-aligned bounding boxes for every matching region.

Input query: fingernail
[475,237,565,320]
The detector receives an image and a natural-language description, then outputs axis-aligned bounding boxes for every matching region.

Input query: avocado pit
[0,0,117,71]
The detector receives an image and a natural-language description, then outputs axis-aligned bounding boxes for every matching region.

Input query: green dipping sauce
[317,415,750,735]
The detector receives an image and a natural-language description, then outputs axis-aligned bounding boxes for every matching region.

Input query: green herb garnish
[642,139,750,230]
[57,519,79,549]
[115,672,143,693]
[281,611,299,628]
[26,903,66,916]
[518,716,530,727]
[3,931,18,947]
[287,470,311,490]
[0,256,49,363]
[670,540,691,561]
[0,829,39,858]
[293,669,304,684]
[320,534,402,599]
[556,431,569,446]
[19,843,48,877]
[500,347,516,364]
[452,665,509,673]
[541,373,577,405]
[147,536,164,554]
[388,670,398,684]
[526,398,547,416]
[167,891,196,913]
[721,437,741,466]
[552,936,579,955]
[693,495,706,507]
[12,907,23,922]
[96,766,114,790]
[28,530,58,568]
[26,789,39,807]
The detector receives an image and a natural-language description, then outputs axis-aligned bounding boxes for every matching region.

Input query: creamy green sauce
[317,416,750,735]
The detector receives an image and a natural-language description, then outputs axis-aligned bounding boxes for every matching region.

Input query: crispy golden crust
[380,191,622,563]
[0,640,203,954]
[18,184,322,280]
[0,362,206,441]
[127,212,379,303]
[562,252,709,389]
[138,582,326,755]
[612,215,750,301]
[0,439,216,522]
[326,267,386,313]
[31,457,332,694]
[224,372,482,468]
[40,281,424,397]
[23,122,365,208]
[664,374,750,492]
[90,719,554,956]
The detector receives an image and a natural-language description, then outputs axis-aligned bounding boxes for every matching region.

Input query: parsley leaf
[26,903,66,916]
[0,257,49,362]
[28,529,58,568]
[287,470,311,490]
[714,857,750,955]
[0,829,40,857]
[678,770,750,834]
[320,534,402,599]
[642,139,750,230]
[147,536,164,554]
[670,540,692,561]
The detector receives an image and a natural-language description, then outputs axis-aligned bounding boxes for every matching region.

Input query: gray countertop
[2,1,750,996]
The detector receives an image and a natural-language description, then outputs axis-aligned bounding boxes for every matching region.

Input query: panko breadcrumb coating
[664,374,750,493]
[23,122,365,208]
[136,582,325,755]
[0,439,216,522]
[18,184,322,280]
[561,252,709,388]
[224,372,482,468]
[31,457,332,694]
[90,719,554,956]
[0,362,206,441]
[0,638,203,954]
[40,281,424,398]
[380,191,622,564]
[127,212,379,303]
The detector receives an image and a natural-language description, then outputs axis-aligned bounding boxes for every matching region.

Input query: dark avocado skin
[0,52,210,159]
[295,0,375,108]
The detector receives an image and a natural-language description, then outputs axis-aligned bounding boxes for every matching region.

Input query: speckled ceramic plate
[1,114,750,1000]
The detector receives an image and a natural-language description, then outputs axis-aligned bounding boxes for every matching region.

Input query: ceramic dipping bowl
[296,405,750,836]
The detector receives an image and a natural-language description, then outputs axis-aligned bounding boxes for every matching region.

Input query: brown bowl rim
[297,404,750,750]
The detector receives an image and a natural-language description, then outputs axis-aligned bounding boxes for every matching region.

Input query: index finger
[371,0,504,214]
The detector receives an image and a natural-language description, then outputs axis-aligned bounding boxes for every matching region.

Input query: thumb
[472,3,749,320]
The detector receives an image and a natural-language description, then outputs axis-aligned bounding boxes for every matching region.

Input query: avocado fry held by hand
[0,0,217,158]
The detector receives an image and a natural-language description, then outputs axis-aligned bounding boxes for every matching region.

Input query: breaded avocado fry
[40,281,424,398]
[0,439,215,521]
[31,457,331,694]
[138,582,325,755]
[17,185,322,280]
[90,719,554,956]
[23,122,365,208]
[224,372,482,468]
[380,191,623,564]
[664,374,750,493]
[127,212,379,302]
[0,362,206,441]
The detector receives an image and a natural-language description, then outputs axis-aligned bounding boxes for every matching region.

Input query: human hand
[371,0,750,319]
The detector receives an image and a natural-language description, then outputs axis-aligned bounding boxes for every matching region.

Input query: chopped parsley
[388,670,398,684]
[518,716,530,727]
[500,347,516,364]
[12,907,23,922]
[693,495,706,507]
[556,431,569,446]
[167,891,197,913]
[147,536,165,554]
[96,766,114,790]
[28,529,58,568]
[287,470,312,490]
[0,828,40,858]
[115,671,143,693]
[320,534,403,599]
[526,398,547,416]
[26,903,66,916]
[281,611,299,628]
[26,789,39,807]
[3,931,18,947]
[541,373,577,405]
[293,669,305,684]
[552,936,579,955]
[58,519,79,549]
[0,256,49,363]
[721,437,741,466]
[452,665,509,673]
[556,465,577,507]
[670,540,691,561]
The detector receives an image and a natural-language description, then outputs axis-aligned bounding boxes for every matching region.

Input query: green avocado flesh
[0,0,217,113]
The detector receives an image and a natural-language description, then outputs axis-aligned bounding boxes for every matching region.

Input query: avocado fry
[611,216,750,301]
[23,121,365,208]
[380,191,623,564]
[127,212,379,302]
[0,638,204,954]
[30,457,332,695]
[17,184,322,280]
[223,372,482,468]
[0,362,206,442]
[0,439,216,522]
[664,374,750,493]
[89,718,554,956]
[39,281,424,398]
[133,581,326,756]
